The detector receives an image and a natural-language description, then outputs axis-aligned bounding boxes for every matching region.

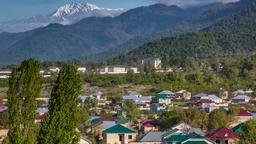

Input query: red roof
[36,113,47,121]
[207,127,238,139]
[0,104,5,109]
[200,99,215,103]
[143,123,154,127]
[238,108,252,117]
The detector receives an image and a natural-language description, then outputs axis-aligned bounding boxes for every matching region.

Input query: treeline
[82,55,256,94]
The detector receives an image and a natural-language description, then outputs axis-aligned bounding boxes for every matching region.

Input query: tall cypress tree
[19,59,42,144]
[38,63,81,144]
[7,67,22,144]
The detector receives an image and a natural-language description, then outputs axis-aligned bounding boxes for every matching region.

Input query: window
[128,135,132,139]
[119,135,123,141]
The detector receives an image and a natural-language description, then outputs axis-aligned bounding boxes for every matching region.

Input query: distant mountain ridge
[116,0,256,65]
[0,0,253,66]
[0,3,125,33]
[87,0,253,61]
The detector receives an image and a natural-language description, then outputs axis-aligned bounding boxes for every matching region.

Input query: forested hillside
[117,0,256,65]
[88,0,253,61]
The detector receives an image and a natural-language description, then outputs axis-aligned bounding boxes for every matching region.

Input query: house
[151,93,172,114]
[233,89,254,97]
[192,93,208,101]
[36,107,48,115]
[35,113,47,123]
[164,133,214,144]
[201,95,223,104]
[95,121,117,140]
[0,104,7,113]
[150,103,169,115]
[232,123,245,134]
[77,67,87,73]
[98,66,138,74]
[232,95,251,104]
[142,120,159,133]
[152,94,171,105]
[171,122,205,136]
[199,99,228,112]
[139,131,166,144]
[158,91,175,97]
[0,129,8,143]
[207,127,239,144]
[140,58,162,71]
[0,71,11,79]
[103,124,137,144]
[176,90,192,100]
[172,122,192,132]
[161,129,184,140]
[214,88,229,100]
[123,91,152,111]
[236,108,253,124]
[48,67,60,73]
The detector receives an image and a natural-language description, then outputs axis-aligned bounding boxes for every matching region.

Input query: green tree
[159,110,183,130]
[38,63,81,144]
[123,100,139,122]
[208,109,229,131]
[7,67,22,144]
[183,108,208,130]
[240,120,256,144]
[19,59,42,144]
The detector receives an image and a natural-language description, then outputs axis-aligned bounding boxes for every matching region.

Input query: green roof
[168,135,191,142]
[167,133,205,143]
[183,141,208,144]
[103,124,135,134]
[154,94,170,100]
[219,107,228,113]
[232,123,244,133]
[162,129,180,139]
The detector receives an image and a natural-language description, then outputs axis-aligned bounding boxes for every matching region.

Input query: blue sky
[0,0,240,22]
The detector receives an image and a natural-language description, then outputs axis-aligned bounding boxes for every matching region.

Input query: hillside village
[0,58,255,144]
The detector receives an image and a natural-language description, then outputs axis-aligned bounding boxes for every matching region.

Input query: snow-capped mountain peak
[52,3,101,18]
[52,3,125,20]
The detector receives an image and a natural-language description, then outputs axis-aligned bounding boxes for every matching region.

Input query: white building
[0,71,11,79]
[48,67,60,73]
[98,66,138,74]
[201,94,223,104]
[140,58,161,70]
[78,67,87,73]
[232,95,251,104]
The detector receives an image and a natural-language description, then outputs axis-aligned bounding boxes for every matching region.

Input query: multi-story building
[98,66,138,74]
[140,58,162,71]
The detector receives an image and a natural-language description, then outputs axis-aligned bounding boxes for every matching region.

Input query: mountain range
[0,3,125,33]
[0,0,254,66]
[116,0,256,65]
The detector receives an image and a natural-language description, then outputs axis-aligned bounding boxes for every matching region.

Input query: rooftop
[238,108,252,117]
[207,127,238,139]
[140,132,165,142]
[103,124,135,134]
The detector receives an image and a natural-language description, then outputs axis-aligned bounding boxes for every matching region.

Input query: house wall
[143,126,158,133]
[211,138,239,144]
[130,142,161,144]
[103,133,137,144]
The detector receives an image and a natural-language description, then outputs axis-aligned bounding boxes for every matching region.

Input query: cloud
[154,0,240,7]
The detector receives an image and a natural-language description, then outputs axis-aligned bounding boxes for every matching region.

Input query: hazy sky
[0,0,240,22]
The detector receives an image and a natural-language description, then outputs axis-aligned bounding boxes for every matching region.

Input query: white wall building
[140,58,161,70]
[98,66,138,74]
